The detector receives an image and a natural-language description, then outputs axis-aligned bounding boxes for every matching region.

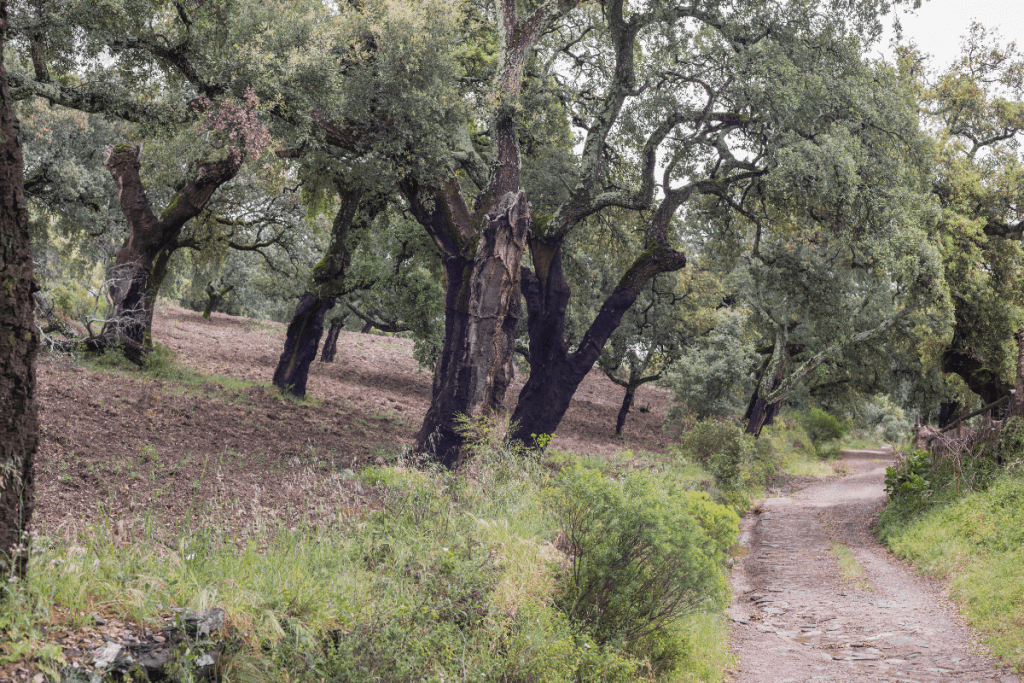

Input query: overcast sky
[875,0,1024,68]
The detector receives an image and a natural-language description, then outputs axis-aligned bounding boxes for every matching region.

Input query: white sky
[875,0,1024,68]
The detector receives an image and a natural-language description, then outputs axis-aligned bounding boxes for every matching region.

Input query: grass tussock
[831,543,871,592]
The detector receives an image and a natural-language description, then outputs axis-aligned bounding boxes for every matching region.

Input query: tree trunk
[507,236,686,449]
[360,320,373,334]
[321,319,343,362]
[615,388,635,436]
[744,361,784,437]
[93,144,242,359]
[411,190,530,467]
[273,292,335,396]
[0,5,37,584]
[202,283,234,319]
[941,323,1011,407]
[272,188,382,397]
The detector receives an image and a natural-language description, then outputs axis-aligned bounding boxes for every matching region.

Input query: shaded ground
[34,304,675,539]
[728,448,1020,683]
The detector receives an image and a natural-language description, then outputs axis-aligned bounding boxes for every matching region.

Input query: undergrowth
[1,436,740,682]
[878,421,1024,672]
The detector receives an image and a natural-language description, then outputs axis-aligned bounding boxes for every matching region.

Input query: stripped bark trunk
[507,235,686,448]
[744,361,785,437]
[79,144,242,360]
[272,292,335,396]
[411,190,530,467]
[0,5,37,584]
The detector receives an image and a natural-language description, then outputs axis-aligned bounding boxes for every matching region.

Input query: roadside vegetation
[1,346,847,682]
[878,421,1024,670]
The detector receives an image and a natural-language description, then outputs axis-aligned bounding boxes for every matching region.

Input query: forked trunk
[413,191,530,467]
[96,144,242,359]
[0,16,38,584]
[508,236,685,448]
[273,292,335,396]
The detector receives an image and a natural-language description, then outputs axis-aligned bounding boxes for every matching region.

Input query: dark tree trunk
[507,235,685,449]
[273,292,335,396]
[941,324,1011,407]
[410,190,530,467]
[938,401,961,429]
[143,245,175,345]
[615,389,635,436]
[360,320,373,334]
[744,395,780,437]
[0,6,38,584]
[76,144,242,361]
[744,363,784,437]
[321,319,343,362]
[272,188,384,397]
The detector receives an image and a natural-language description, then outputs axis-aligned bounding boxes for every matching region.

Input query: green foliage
[666,309,758,420]
[882,449,934,518]
[676,418,754,492]
[546,467,735,673]
[880,474,1024,670]
[796,407,850,457]
[861,395,913,445]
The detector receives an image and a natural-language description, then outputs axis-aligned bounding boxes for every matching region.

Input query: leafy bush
[677,418,754,490]
[546,467,735,673]
[665,308,758,419]
[796,407,849,456]
[884,449,932,505]
[862,395,912,444]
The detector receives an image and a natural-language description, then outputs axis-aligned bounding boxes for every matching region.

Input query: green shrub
[546,467,735,673]
[796,407,849,456]
[677,418,753,490]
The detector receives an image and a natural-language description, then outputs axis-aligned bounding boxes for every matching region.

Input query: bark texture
[940,324,1011,407]
[507,237,686,448]
[410,189,530,467]
[321,319,343,362]
[616,389,635,436]
[102,144,242,352]
[0,1,37,583]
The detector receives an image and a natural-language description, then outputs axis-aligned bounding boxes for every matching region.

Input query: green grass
[831,543,872,591]
[880,474,1024,671]
[3,445,740,682]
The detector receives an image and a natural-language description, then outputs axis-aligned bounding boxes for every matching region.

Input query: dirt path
[727,448,1020,683]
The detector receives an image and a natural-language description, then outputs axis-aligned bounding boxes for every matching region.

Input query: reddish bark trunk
[0,3,38,584]
[411,190,530,468]
[100,144,242,355]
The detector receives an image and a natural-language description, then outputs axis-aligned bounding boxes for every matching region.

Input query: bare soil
[728,448,1021,683]
[34,303,675,539]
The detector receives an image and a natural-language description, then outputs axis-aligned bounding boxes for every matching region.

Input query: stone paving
[727,449,1021,683]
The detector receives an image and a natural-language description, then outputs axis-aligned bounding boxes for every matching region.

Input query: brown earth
[728,448,1021,683]
[34,303,676,540]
